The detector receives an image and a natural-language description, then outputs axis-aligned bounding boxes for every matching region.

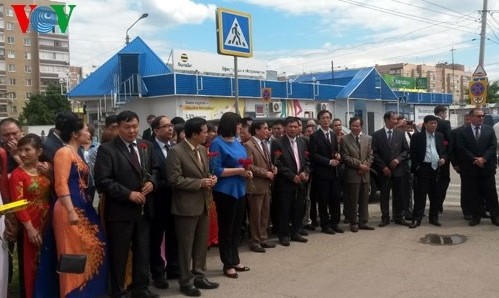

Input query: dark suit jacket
[151,140,172,220]
[166,141,211,217]
[436,118,451,142]
[271,135,309,192]
[244,137,272,195]
[94,137,159,221]
[42,131,64,162]
[309,129,338,180]
[341,133,373,183]
[372,127,410,177]
[142,128,154,142]
[410,130,446,173]
[456,124,497,176]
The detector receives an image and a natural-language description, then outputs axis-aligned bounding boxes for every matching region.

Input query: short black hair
[383,111,396,122]
[171,116,185,126]
[349,117,363,127]
[317,110,332,120]
[60,116,85,142]
[150,116,167,130]
[332,118,341,123]
[241,116,253,126]
[18,133,42,150]
[105,115,118,127]
[434,105,447,115]
[117,110,139,124]
[185,117,207,138]
[469,108,483,116]
[250,121,267,136]
[271,119,285,127]
[55,110,77,131]
[217,112,241,137]
[284,116,300,126]
[423,115,439,123]
[146,114,156,121]
[0,118,21,130]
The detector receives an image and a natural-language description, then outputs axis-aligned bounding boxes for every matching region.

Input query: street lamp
[125,13,148,45]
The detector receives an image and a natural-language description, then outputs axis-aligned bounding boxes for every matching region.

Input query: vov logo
[11,4,76,34]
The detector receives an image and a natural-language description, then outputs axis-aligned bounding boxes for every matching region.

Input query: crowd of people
[0,105,497,298]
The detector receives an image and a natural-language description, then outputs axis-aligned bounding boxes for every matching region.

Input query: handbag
[57,254,87,274]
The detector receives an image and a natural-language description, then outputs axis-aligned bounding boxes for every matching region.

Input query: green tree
[19,84,71,125]
[487,80,499,104]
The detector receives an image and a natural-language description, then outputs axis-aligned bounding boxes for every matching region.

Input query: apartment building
[0,0,70,119]
[376,63,472,104]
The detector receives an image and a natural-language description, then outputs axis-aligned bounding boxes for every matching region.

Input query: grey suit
[341,133,373,225]
[166,141,211,286]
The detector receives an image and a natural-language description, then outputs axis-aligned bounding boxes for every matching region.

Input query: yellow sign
[468,80,488,105]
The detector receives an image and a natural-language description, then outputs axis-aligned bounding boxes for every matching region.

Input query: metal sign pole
[234,56,239,115]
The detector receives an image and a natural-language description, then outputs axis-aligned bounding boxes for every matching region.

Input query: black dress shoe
[463,214,472,221]
[234,265,250,272]
[378,220,390,227]
[180,285,201,297]
[250,244,266,253]
[491,217,499,226]
[152,278,169,289]
[261,241,276,248]
[469,218,481,226]
[350,225,358,233]
[359,224,375,230]
[131,288,159,298]
[331,225,344,233]
[303,224,316,231]
[223,270,238,279]
[291,234,308,243]
[394,220,409,226]
[299,229,309,236]
[409,220,421,229]
[194,277,219,289]
[321,227,335,235]
[429,219,441,227]
[280,237,290,246]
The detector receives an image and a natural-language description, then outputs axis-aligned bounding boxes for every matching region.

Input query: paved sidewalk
[155,204,499,298]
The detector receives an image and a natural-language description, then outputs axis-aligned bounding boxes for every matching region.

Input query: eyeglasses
[157,124,173,129]
[476,115,485,118]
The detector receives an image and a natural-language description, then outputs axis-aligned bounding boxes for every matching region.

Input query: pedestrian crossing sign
[216,8,253,58]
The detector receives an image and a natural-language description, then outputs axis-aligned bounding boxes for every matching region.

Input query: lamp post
[125,13,148,45]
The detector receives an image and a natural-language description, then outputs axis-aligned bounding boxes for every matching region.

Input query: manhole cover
[420,234,467,246]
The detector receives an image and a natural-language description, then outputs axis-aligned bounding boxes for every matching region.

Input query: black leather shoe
[299,229,309,236]
[321,227,335,235]
[331,225,344,233]
[359,224,375,230]
[194,277,219,289]
[394,219,409,226]
[303,224,316,231]
[429,219,441,227]
[469,218,481,226]
[378,220,390,227]
[261,241,275,248]
[291,234,308,243]
[131,288,159,298]
[249,244,266,253]
[280,237,290,246]
[152,278,169,289]
[491,217,499,226]
[223,269,238,279]
[180,285,201,297]
[234,265,250,272]
[350,225,359,233]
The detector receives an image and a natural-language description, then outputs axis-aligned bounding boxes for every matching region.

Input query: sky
[64,0,499,81]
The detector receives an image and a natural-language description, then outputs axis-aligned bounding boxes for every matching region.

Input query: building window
[0,33,4,42]
[23,38,31,46]
[26,92,32,99]
[6,22,13,31]
[11,106,17,114]
[25,52,31,60]
[8,78,16,85]
[7,50,15,58]
[0,106,6,113]
[8,64,15,72]
[0,49,4,56]
[0,62,5,72]
[7,36,14,44]
[9,92,16,99]
[6,8,13,17]
[25,65,32,73]
[25,79,32,86]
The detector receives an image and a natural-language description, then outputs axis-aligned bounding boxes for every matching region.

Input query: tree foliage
[487,80,499,104]
[19,84,71,125]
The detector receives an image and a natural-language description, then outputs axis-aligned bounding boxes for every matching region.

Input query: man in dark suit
[434,105,451,213]
[341,117,375,232]
[409,115,446,228]
[244,121,276,253]
[148,116,179,289]
[455,108,499,226]
[142,114,156,141]
[372,111,410,227]
[166,117,219,297]
[309,110,343,234]
[271,117,310,246]
[94,110,159,298]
